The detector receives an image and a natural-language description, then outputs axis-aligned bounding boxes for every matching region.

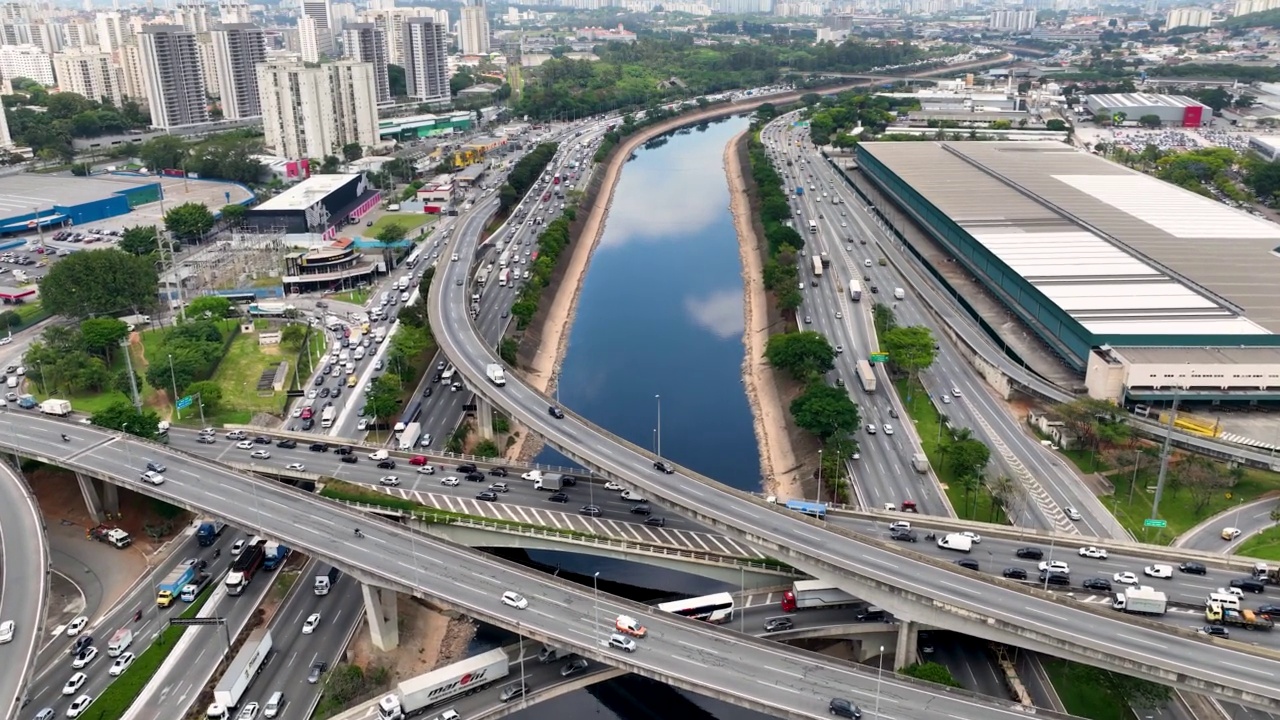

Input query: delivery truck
[196,521,225,546]
[157,559,198,607]
[315,566,340,595]
[486,363,507,386]
[207,629,273,717]
[261,541,290,570]
[780,580,858,612]
[377,648,510,719]
[108,627,133,657]
[39,398,72,416]
[1112,586,1167,616]
[398,422,422,451]
[1207,605,1274,630]
[533,473,571,491]
[181,572,212,602]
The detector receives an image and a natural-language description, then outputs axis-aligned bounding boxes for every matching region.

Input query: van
[1207,592,1241,610]
[614,614,647,637]
[937,533,972,553]
[263,691,284,718]
[353,346,366,361]
[5,376,16,389]
[855,606,886,622]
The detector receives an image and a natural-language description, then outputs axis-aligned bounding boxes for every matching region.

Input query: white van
[5,376,16,389]
[1207,592,1241,610]
[263,691,284,718]
[937,533,973,553]
[353,346,366,361]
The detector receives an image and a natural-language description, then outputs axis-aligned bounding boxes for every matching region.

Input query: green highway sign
[869,353,889,363]
[1143,519,1167,528]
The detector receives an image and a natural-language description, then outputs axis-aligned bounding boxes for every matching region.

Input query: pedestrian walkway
[1218,432,1279,452]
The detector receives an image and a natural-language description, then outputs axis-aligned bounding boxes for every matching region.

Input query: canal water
[515,116,777,720]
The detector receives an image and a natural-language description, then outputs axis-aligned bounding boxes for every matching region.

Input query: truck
[374,327,387,343]
[893,287,905,300]
[315,566,340,595]
[39,398,72,416]
[247,302,295,316]
[498,250,511,268]
[261,541,290,571]
[1112,586,1167,616]
[208,629,274,716]
[441,365,456,383]
[398,422,422,452]
[1207,605,1274,631]
[486,364,506,386]
[196,521,225,546]
[88,525,132,548]
[781,580,858,612]
[16,394,36,409]
[848,280,861,302]
[119,313,152,330]
[376,648,510,719]
[911,453,929,473]
[157,559,198,607]
[795,186,804,196]
[498,268,512,287]
[785,499,827,519]
[108,627,133,657]
[225,539,265,596]
[534,473,575,491]
[320,405,337,429]
[181,572,212,602]
[856,359,877,394]
[820,252,831,268]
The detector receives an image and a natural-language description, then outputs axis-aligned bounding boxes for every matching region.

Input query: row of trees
[2,81,149,162]
[511,213,575,328]
[40,248,159,320]
[744,129,804,316]
[500,142,560,216]
[23,320,138,397]
[136,133,264,185]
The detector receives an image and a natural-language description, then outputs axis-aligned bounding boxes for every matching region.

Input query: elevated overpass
[0,458,49,718]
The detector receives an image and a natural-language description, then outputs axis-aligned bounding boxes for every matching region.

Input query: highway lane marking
[754,679,804,695]
[763,666,803,678]
[1116,633,1167,650]
[511,505,534,524]
[706,535,734,555]
[677,639,718,654]
[670,655,706,667]
[937,581,978,594]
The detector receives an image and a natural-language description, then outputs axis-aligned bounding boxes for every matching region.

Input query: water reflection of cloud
[685,289,743,340]
[600,156,726,249]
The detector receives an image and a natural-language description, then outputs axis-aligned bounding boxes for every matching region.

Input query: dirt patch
[346,596,477,684]
[29,465,190,552]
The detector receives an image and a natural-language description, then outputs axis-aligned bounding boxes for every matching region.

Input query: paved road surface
[0,460,47,718]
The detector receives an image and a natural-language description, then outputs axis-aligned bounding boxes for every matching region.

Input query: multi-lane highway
[0,459,47,719]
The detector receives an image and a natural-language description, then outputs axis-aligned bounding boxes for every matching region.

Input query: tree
[78,317,129,361]
[882,325,936,382]
[342,143,364,162]
[164,202,215,242]
[374,221,408,270]
[185,380,223,413]
[790,382,861,439]
[118,225,159,255]
[40,249,158,319]
[473,439,500,458]
[1045,118,1068,132]
[185,295,232,320]
[900,662,961,688]
[366,373,402,421]
[138,135,188,173]
[499,337,518,365]
[1174,456,1236,515]
[949,438,991,481]
[0,310,19,329]
[91,400,161,440]
[765,331,835,381]
[220,204,247,226]
[279,323,308,349]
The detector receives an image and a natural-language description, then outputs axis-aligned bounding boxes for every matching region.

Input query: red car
[300,407,313,420]
[409,455,429,466]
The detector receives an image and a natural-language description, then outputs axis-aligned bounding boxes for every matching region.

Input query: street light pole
[739,565,745,633]
[593,572,601,646]
[817,449,823,504]
[654,394,662,458]
[167,354,181,419]
[874,645,884,719]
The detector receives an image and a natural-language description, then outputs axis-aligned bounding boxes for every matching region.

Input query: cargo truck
[108,627,133,657]
[226,540,265,596]
[247,302,295,317]
[533,473,571,491]
[196,521,225,546]
[377,648,510,719]
[39,398,72,416]
[486,364,507,386]
[1112,586,1167,616]
[181,572,212,602]
[1207,605,1274,631]
[856,359,877,394]
[911,453,929,473]
[848,280,861,302]
[781,580,859,612]
[88,525,132,548]
[207,629,274,717]
[398,422,422,452]
[315,566,340,595]
[16,394,36,409]
[820,252,831,268]
[321,405,336,428]
[157,559,198,607]
[261,542,290,570]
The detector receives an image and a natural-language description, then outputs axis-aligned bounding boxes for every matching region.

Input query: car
[377,460,396,469]
[34,709,55,720]
[1078,546,1108,559]
[378,475,400,486]
[139,470,166,485]
[501,591,528,609]
[865,423,877,435]
[1180,561,1208,575]
[1038,560,1070,574]
[1223,527,1242,540]
[62,672,87,696]
[890,529,917,542]
[302,613,321,634]
[72,646,99,669]
[231,539,247,556]
[1015,547,1043,560]
[488,466,509,477]
[65,616,88,636]
[310,442,330,452]
[560,657,589,676]
[341,454,358,464]
[250,450,271,460]
[253,436,271,445]
[146,460,167,473]
[629,504,651,516]
[955,558,980,571]
[1144,564,1173,579]
[958,531,981,544]
[1113,571,1139,585]
[226,430,248,440]
[1083,577,1113,592]
[197,435,216,444]
[457,463,478,473]
[1003,567,1027,580]
[368,449,389,461]
[1258,604,1280,615]
[409,455,430,466]
[829,698,862,719]
[465,472,486,482]
[548,406,565,419]
[0,619,12,644]
[70,635,93,656]
[653,460,674,474]
[579,505,602,517]
[236,440,254,450]
[476,491,499,502]
[238,702,260,720]
[108,651,135,676]
[941,395,951,404]
[1230,577,1267,593]
[644,516,667,527]
[276,439,297,449]
[285,463,305,472]
[1201,625,1229,638]
[1040,571,1071,586]
[66,694,93,718]
[307,661,327,684]
[604,481,624,491]
[763,616,796,633]
[547,491,569,503]
[440,476,460,486]
[883,424,894,435]
[488,482,509,494]
[951,388,961,397]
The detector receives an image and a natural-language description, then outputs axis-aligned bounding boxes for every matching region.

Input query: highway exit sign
[1143,519,1167,528]
[869,353,889,363]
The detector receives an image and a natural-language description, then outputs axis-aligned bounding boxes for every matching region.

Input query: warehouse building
[244,173,380,239]
[0,173,162,235]
[1082,92,1211,127]
[854,140,1280,404]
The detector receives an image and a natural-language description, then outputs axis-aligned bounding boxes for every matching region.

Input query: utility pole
[121,339,142,411]
[1150,389,1181,524]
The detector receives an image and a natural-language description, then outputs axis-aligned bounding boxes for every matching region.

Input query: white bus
[657,592,735,624]
[808,220,817,233]
[320,406,336,428]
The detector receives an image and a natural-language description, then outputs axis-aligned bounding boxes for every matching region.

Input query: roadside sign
[1143,519,1167,528]
[869,353,889,363]
[176,395,193,410]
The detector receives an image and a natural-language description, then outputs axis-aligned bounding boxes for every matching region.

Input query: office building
[211,23,265,119]
[1165,6,1213,27]
[987,9,1037,31]
[342,22,389,104]
[459,1,489,55]
[138,25,209,129]
[53,47,126,107]
[257,58,378,159]
[299,0,334,58]
[95,11,129,53]
[403,17,447,104]
[0,44,53,85]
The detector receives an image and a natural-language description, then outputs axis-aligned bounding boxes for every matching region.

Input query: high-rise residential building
[62,21,98,49]
[359,7,442,66]
[219,0,252,23]
[119,40,147,107]
[987,8,1037,31]
[211,23,264,119]
[0,95,12,149]
[1165,6,1213,27]
[257,57,378,159]
[298,16,325,62]
[342,22,389,104]
[459,1,489,55]
[31,22,63,54]
[174,3,212,33]
[53,47,126,107]
[0,44,54,85]
[95,11,129,53]
[299,0,334,57]
[403,17,447,103]
[196,33,218,97]
[138,24,209,129]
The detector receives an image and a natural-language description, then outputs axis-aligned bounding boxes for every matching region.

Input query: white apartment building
[1166,6,1213,27]
[0,44,54,85]
[257,58,378,159]
[138,24,209,129]
[0,95,12,149]
[197,33,219,97]
[53,47,126,107]
[174,3,212,33]
[359,7,445,66]
[1236,0,1280,15]
[211,23,265,119]
[31,22,63,54]
[298,15,327,62]
[459,2,490,55]
[299,0,334,58]
[119,41,147,109]
[403,17,448,104]
[62,22,98,50]
[988,9,1037,31]
[219,1,252,24]
[95,11,129,53]
[342,22,390,104]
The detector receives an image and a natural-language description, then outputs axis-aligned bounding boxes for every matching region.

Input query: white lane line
[677,639,718,653]
[670,655,706,667]
[1117,633,1167,650]
[757,680,804,695]
[764,666,803,678]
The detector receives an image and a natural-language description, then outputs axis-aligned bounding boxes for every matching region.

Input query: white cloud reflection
[684,289,743,340]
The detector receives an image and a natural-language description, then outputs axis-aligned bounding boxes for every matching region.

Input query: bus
[808,220,817,233]
[785,499,827,520]
[320,405,336,428]
[811,256,823,278]
[657,592,735,624]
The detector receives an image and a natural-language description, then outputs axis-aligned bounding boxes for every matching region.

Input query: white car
[1222,527,1243,540]
[72,646,98,669]
[235,440,254,450]
[65,616,88,636]
[1077,546,1108,559]
[250,450,271,460]
[1113,571,1140,585]
[231,539,246,556]
[357,419,370,431]
[62,672,87,696]
[302,613,321,635]
[1144,564,1173,579]
[1038,560,1070,574]
[0,620,13,644]
[1065,506,1082,521]
[416,465,436,475]
[368,449,389,461]
[604,481,623,491]
[285,463,306,472]
[521,470,541,481]
[501,591,529,609]
[237,702,260,720]
[883,424,894,435]
[441,476,460,486]
[140,471,165,486]
[109,652,135,676]
[66,694,93,718]
[378,475,400,486]
[958,531,981,544]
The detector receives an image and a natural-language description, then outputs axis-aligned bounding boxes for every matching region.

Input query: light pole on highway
[593,572,601,646]
[654,394,662,459]
[121,423,135,469]
[816,449,823,504]
[874,644,884,719]
[167,353,181,419]
[739,566,746,633]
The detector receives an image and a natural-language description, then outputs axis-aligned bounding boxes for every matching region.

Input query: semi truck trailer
[1112,586,1167,616]
[207,629,273,717]
[377,648,510,719]
[157,559,198,607]
[780,580,858,612]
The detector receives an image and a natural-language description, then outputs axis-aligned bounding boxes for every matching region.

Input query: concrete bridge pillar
[76,473,104,524]
[476,397,494,441]
[100,481,120,516]
[894,620,919,670]
[361,584,400,651]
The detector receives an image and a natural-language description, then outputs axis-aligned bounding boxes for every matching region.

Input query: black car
[307,660,328,684]
[1202,625,1229,638]
[548,492,569,503]
[309,442,329,452]
[1083,578,1113,592]
[488,467,509,477]
[432,373,442,383]
[313,375,324,386]
[457,463,478,473]
[548,406,565,419]
[1015,547,1044,560]
[333,446,353,455]
[70,635,93,656]
[890,529,917,542]
[476,491,498,502]
[253,436,271,445]
[764,617,794,632]
[579,505,602,517]
[331,387,342,399]
[644,516,666,527]
[465,472,486,482]
[1231,578,1266,593]
[1040,571,1071,587]
[955,558,980,571]
[828,698,862,719]
[300,418,314,430]
[1179,561,1208,575]
[377,460,397,470]
[423,386,433,398]
[340,455,358,464]
[1003,567,1027,580]
[630,504,651,515]
[276,439,297,449]
[1259,604,1280,616]
[653,461,674,474]
[319,387,330,398]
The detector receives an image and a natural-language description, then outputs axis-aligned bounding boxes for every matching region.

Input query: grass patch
[1041,659,1131,720]
[91,589,214,718]
[209,332,288,415]
[272,570,299,600]
[13,301,49,326]
[249,276,282,288]
[366,213,433,238]
[1103,462,1280,545]
[60,391,133,415]
[332,288,371,305]
[1239,524,1280,561]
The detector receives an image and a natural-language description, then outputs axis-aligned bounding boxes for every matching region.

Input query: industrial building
[1082,92,1211,127]
[244,173,379,239]
[854,140,1280,404]
[0,173,162,235]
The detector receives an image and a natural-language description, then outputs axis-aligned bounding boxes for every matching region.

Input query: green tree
[473,439,500,458]
[765,331,835,381]
[185,295,233,320]
[220,204,247,226]
[0,310,20,329]
[1173,455,1237,515]
[882,325,936,382]
[790,382,861,439]
[900,662,961,688]
[1139,114,1162,128]
[138,135,188,173]
[279,323,308,349]
[1045,118,1067,132]
[185,380,223,413]
[342,143,364,162]
[365,372,401,421]
[118,225,159,255]
[498,337,518,365]
[78,317,129,361]
[949,438,991,481]
[164,202,215,242]
[40,250,158,319]
[1058,397,1123,454]
[91,400,161,439]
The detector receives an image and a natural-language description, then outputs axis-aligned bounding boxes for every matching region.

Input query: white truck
[893,287,905,300]
[937,533,973,553]
[534,473,568,491]
[377,648,510,719]
[486,364,506,386]
[1113,586,1167,616]
[108,627,133,657]
[911,453,929,473]
[781,580,859,611]
[207,629,273,717]
[314,566,339,595]
[320,406,337,429]
[399,422,422,452]
[39,398,72,416]
[374,327,387,343]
